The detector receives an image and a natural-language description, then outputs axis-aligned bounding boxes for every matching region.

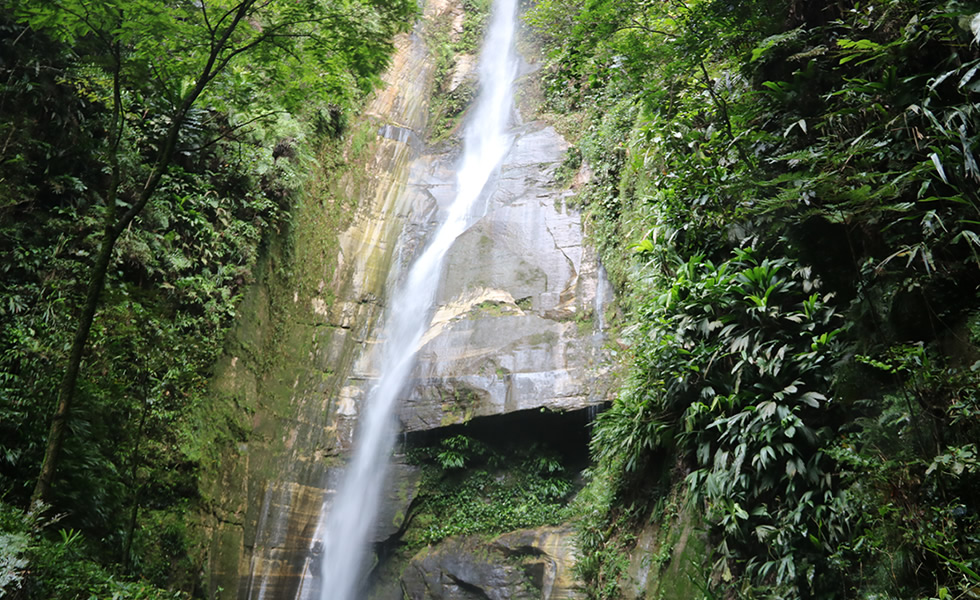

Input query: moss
[633,494,709,600]
[430,384,483,425]
[391,472,421,532]
[553,146,583,187]
[575,309,595,336]
[515,266,547,286]
[527,330,559,346]
[198,120,385,595]
[396,436,576,549]
[347,119,378,161]
[473,299,522,317]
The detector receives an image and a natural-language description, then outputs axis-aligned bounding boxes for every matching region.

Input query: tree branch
[213,0,253,37]
[149,61,179,110]
[51,1,115,52]
[182,110,287,153]
[113,0,255,239]
[698,60,752,166]
[31,32,126,505]
[621,18,675,37]
[200,0,214,38]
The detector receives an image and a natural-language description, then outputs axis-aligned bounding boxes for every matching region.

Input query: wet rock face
[375,463,422,542]
[396,121,609,432]
[399,527,583,600]
[205,0,616,596]
[334,122,613,438]
[404,540,533,600]
[204,2,447,594]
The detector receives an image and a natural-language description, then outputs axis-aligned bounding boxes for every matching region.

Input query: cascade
[594,264,609,332]
[297,0,519,597]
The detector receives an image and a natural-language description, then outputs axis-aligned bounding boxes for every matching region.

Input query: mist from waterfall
[300,0,519,598]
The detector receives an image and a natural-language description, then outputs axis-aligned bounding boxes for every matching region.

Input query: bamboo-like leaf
[928,69,958,92]
[959,64,979,90]
[929,152,949,184]
[631,238,656,254]
[924,547,980,583]
[954,229,980,248]
[958,121,980,181]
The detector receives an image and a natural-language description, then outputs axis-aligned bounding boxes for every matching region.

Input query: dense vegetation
[0,0,415,597]
[427,0,493,141]
[525,0,980,597]
[403,433,577,546]
[4,0,979,598]
[363,427,583,598]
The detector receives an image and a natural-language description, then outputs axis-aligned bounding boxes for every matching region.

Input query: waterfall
[594,264,609,332]
[300,1,519,598]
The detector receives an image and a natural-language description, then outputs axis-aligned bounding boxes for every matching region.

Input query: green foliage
[10,0,416,117]
[527,0,980,597]
[459,0,493,53]
[434,434,489,470]
[426,0,490,141]
[0,0,416,595]
[571,477,642,600]
[404,435,575,546]
[590,249,847,596]
[826,339,980,598]
[0,502,185,599]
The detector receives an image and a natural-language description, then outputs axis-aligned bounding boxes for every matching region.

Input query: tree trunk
[31,227,119,505]
[122,379,150,568]
[29,0,259,507]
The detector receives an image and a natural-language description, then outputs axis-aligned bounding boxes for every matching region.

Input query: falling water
[594,264,609,332]
[300,1,519,598]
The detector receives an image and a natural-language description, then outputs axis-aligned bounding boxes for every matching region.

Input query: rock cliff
[202,0,614,597]
[396,527,580,600]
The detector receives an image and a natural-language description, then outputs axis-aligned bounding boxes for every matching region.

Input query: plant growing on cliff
[0,0,416,594]
[405,436,575,546]
[527,0,980,596]
[824,338,980,598]
[435,434,490,469]
[0,503,185,599]
[589,248,847,596]
[8,0,416,506]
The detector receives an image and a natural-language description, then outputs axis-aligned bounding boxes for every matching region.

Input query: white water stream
[298,1,519,598]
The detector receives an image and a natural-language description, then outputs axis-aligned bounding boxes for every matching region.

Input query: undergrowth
[526,0,980,597]
[402,434,576,546]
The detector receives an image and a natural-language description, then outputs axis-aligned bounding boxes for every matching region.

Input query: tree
[13,0,415,505]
